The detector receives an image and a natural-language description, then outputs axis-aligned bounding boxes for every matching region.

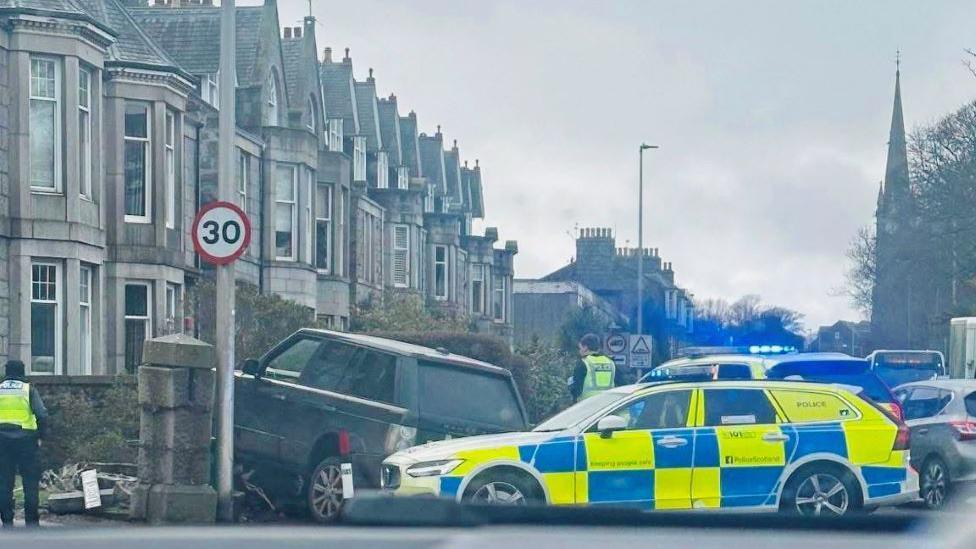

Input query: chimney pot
[453,139,457,149]
[368,67,374,79]
[436,125,441,135]
[475,159,479,168]
[344,47,350,60]
[323,47,332,62]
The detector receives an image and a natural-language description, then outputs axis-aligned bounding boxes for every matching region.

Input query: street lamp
[637,144,658,337]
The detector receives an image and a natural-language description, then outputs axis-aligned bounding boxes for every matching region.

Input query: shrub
[516,340,576,423]
[351,291,469,333]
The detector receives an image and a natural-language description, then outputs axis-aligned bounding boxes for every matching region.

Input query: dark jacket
[0,376,48,439]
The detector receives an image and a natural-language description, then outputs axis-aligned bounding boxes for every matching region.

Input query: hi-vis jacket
[0,380,38,431]
[580,355,616,400]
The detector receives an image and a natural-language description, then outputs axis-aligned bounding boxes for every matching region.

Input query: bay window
[124,103,151,222]
[353,136,366,181]
[305,170,313,262]
[434,245,448,300]
[30,57,60,191]
[315,183,332,272]
[165,282,181,334]
[275,165,297,260]
[78,67,92,198]
[124,283,151,372]
[30,262,61,374]
[471,264,487,314]
[79,265,92,375]
[493,275,507,322]
[392,225,409,288]
[165,110,176,229]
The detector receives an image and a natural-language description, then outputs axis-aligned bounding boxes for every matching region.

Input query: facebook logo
[724,456,735,465]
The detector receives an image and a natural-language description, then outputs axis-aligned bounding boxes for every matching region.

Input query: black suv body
[234,329,528,521]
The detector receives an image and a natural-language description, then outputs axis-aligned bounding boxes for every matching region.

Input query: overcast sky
[267,0,975,331]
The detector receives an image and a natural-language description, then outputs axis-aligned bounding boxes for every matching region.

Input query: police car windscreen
[533,391,628,432]
[874,352,943,387]
[765,360,893,402]
[417,361,526,431]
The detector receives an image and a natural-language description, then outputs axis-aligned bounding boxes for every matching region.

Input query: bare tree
[844,225,876,318]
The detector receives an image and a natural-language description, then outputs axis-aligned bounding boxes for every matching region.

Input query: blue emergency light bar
[675,345,798,358]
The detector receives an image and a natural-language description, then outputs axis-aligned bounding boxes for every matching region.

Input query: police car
[381,380,918,515]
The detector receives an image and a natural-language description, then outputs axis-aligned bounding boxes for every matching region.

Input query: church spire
[882,54,910,203]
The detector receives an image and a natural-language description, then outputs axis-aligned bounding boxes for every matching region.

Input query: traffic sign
[630,334,653,369]
[192,201,251,265]
[606,334,627,355]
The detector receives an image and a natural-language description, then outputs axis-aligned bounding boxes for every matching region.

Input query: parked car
[866,350,946,387]
[234,329,528,522]
[892,379,976,510]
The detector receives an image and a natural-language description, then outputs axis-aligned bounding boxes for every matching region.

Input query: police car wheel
[781,465,860,517]
[307,457,345,523]
[463,470,541,505]
[920,456,950,511]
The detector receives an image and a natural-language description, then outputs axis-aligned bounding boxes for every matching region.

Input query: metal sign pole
[215,0,237,523]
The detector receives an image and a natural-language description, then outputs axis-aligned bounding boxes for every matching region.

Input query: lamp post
[637,144,658,337]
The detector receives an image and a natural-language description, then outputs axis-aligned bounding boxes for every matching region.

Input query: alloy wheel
[794,473,849,516]
[471,481,526,505]
[310,464,344,520]
[922,461,947,509]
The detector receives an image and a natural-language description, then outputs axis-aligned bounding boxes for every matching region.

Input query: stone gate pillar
[130,334,217,524]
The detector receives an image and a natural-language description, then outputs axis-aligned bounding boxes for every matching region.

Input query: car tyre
[920,456,950,511]
[780,463,861,517]
[462,469,543,506]
[307,457,345,523]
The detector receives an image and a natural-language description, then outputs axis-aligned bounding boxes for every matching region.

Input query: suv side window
[770,390,858,423]
[264,337,322,382]
[611,390,693,430]
[703,389,777,426]
[299,340,361,392]
[343,350,397,404]
[903,386,953,420]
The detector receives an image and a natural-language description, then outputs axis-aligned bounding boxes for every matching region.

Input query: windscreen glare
[873,352,944,387]
[533,391,628,432]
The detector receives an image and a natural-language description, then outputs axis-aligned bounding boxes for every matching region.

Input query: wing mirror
[241,358,261,377]
[597,415,627,439]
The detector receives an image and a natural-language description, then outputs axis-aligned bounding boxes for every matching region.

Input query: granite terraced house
[0,0,517,376]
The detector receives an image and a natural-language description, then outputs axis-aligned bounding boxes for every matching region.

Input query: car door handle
[656,436,688,448]
[762,432,789,443]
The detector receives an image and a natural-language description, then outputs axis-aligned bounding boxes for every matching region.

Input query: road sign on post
[191,201,251,265]
[630,334,653,370]
[607,334,629,369]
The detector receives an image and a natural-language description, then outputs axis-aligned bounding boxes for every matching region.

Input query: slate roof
[443,147,464,205]
[399,113,422,178]
[127,5,266,86]
[462,165,485,218]
[377,97,402,167]
[418,134,447,194]
[280,37,304,109]
[320,58,359,135]
[354,79,381,153]
[0,0,113,34]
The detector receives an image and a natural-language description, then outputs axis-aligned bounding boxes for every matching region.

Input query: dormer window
[305,96,316,133]
[328,118,343,152]
[202,72,219,108]
[376,151,389,189]
[353,136,366,181]
[267,72,279,126]
[397,167,409,190]
[424,185,434,213]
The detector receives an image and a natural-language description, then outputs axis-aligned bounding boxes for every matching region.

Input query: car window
[611,390,692,430]
[264,337,322,381]
[770,390,859,423]
[703,389,777,426]
[765,360,893,403]
[903,386,952,420]
[417,361,525,431]
[298,340,361,393]
[893,388,913,403]
[717,364,752,380]
[965,392,976,417]
[345,350,397,404]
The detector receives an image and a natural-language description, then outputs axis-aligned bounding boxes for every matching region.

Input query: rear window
[872,352,943,387]
[966,392,976,417]
[418,361,525,431]
[766,360,894,403]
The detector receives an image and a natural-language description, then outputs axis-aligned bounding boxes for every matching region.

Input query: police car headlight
[406,459,463,477]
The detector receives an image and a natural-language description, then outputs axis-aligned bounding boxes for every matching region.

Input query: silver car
[894,380,976,510]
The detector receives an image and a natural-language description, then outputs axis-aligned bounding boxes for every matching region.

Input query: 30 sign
[191,201,251,265]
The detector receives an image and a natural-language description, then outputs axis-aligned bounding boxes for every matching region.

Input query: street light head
[640,144,659,150]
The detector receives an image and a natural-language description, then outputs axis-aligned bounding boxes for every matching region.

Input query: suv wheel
[920,456,950,511]
[781,464,860,517]
[463,470,541,505]
[307,457,344,523]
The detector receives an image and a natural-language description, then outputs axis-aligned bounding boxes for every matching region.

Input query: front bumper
[381,456,449,498]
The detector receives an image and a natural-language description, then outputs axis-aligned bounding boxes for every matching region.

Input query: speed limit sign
[191,201,252,265]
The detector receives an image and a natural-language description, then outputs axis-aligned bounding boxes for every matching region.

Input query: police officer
[0,360,48,528]
[570,333,617,401]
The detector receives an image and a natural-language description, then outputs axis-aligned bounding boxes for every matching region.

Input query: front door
[579,389,695,509]
[692,388,787,509]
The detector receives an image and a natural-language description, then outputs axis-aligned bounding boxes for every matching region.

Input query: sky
[265,0,976,332]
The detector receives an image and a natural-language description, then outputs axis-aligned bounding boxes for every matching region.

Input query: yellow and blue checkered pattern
[434,388,909,509]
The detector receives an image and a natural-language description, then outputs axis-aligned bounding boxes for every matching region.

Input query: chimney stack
[343,48,351,62]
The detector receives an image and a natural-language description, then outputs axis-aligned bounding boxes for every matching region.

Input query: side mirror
[242,359,261,377]
[596,415,627,439]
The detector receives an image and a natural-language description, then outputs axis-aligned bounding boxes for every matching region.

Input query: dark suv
[234,329,528,522]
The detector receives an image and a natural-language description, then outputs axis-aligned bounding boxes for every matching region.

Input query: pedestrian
[569,333,617,402]
[0,360,48,528]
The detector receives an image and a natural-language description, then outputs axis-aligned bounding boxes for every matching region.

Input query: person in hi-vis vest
[569,333,618,401]
[0,360,48,528]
